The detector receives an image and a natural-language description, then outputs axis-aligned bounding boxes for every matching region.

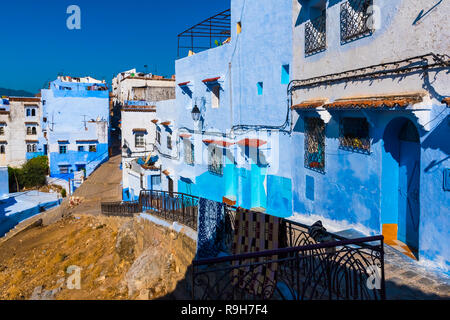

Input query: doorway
[382,118,421,259]
[397,121,421,251]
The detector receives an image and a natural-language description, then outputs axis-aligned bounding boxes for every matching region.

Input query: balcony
[177,9,231,58]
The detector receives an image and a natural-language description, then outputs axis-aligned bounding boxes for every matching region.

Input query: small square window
[257,82,263,95]
[211,85,220,109]
[89,145,97,152]
[339,117,370,153]
[59,166,69,174]
[59,145,67,154]
[78,146,85,152]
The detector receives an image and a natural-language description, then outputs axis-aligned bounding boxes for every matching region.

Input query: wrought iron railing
[340,0,373,43]
[339,117,371,154]
[139,190,199,230]
[101,201,141,217]
[305,12,327,56]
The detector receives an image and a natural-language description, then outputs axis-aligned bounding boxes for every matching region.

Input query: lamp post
[191,105,201,122]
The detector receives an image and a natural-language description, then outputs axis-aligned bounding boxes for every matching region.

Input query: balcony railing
[140,190,199,230]
[193,211,385,300]
[177,9,231,57]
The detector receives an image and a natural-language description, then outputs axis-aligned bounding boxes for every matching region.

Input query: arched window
[32,127,37,135]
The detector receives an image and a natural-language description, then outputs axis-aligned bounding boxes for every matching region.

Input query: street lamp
[191,104,201,122]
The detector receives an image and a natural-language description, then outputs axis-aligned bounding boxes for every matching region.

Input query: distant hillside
[0,87,35,97]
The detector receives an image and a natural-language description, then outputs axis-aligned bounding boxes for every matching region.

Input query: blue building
[151,0,293,216]
[41,76,110,186]
[290,0,449,273]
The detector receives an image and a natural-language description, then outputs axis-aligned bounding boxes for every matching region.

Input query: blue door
[398,122,420,250]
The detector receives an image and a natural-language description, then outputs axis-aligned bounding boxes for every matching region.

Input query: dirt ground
[0,155,196,300]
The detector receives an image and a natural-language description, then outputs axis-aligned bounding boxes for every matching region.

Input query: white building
[0,96,44,167]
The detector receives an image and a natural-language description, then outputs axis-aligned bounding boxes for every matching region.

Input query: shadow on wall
[422,115,450,173]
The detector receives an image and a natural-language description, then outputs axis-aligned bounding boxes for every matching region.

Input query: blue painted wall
[162,0,293,218]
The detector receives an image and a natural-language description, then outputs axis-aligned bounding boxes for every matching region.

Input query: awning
[202,77,220,83]
[76,139,98,143]
[161,121,171,126]
[178,81,190,86]
[25,140,39,143]
[202,139,235,147]
[291,99,327,110]
[237,138,267,148]
[151,119,159,124]
[58,140,69,144]
[132,128,147,133]
[442,97,450,106]
[323,93,424,109]
[179,133,192,139]
[162,170,170,176]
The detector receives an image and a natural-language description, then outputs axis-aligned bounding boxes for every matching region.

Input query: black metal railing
[101,201,141,217]
[139,190,199,231]
[192,207,385,300]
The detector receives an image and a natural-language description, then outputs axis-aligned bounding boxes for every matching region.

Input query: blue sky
[0,0,230,93]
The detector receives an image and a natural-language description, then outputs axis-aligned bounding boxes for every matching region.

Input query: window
[0,145,5,154]
[27,144,37,153]
[305,9,326,55]
[281,64,290,84]
[339,117,370,153]
[257,82,264,95]
[184,140,194,165]
[135,134,145,148]
[78,146,85,152]
[89,145,97,152]
[167,135,172,150]
[237,21,242,34]
[211,85,220,109]
[340,0,373,44]
[208,144,223,176]
[156,130,161,145]
[59,145,67,154]
[26,108,37,117]
[59,166,70,174]
[27,126,37,135]
[0,126,4,135]
[305,117,325,172]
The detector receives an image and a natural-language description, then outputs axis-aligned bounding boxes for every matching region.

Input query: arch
[381,117,421,258]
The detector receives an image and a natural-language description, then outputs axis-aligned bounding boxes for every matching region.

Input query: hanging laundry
[196,198,227,259]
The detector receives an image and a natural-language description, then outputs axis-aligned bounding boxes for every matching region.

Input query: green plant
[61,188,67,198]
[20,156,49,189]
[7,156,49,191]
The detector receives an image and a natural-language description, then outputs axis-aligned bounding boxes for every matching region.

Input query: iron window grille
[184,140,195,165]
[135,134,145,148]
[339,117,371,153]
[305,117,326,172]
[305,10,326,56]
[0,127,4,135]
[59,145,67,154]
[208,144,223,176]
[89,145,97,152]
[340,0,373,44]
